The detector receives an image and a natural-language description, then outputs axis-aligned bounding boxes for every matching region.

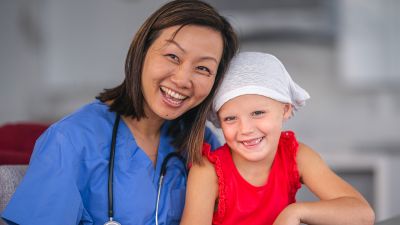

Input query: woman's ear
[283,103,293,121]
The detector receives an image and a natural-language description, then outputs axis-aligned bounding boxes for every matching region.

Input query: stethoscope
[104,114,187,225]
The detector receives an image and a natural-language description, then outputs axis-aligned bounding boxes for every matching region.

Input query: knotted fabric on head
[209,51,310,128]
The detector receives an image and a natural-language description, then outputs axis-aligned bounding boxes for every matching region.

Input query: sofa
[0,165,28,225]
[0,123,48,165]
[0,122,47,224]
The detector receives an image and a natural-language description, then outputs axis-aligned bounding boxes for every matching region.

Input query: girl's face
[141,25,223,121]
[218,94,292,165]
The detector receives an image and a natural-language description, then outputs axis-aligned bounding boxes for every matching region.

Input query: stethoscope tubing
[106,113,187,225]
[106,114,121,225]
[155,152,186,225]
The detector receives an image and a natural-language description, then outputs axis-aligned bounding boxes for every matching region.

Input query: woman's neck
[122,115,165,165]
[106,99,164,137]
[123,115,164,137]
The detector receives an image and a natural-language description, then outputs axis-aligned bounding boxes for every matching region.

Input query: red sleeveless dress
[202,131,301,225]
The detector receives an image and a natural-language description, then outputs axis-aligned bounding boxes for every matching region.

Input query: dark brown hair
[97,0,238,164]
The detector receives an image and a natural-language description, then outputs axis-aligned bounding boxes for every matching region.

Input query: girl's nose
[170,65,193,89]
[239,118,254,135]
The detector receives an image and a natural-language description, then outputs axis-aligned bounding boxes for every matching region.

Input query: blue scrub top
[2,100,220,225]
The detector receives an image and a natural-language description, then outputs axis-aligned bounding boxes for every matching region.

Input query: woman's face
[141,25,223,120]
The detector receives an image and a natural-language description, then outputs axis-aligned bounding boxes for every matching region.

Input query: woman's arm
[274,143,375,225]
[180,157,218,225]
[1,127,86,224]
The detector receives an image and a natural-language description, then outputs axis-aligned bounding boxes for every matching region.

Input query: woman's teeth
[161,86,187,100]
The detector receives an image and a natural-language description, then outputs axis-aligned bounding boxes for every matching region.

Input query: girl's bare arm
[180,157,218,225]
[274,143,375,225]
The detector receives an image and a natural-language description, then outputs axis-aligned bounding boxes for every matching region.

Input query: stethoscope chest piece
[104,220,121,225]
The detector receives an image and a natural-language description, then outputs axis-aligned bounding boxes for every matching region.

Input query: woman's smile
[141,25,223,120]
[160,86,188,107]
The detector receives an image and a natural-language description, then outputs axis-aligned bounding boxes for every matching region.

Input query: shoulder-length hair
[97,0,238,164]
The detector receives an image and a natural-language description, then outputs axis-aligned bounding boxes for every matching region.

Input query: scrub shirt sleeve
[1,126,87,225]
[204,126,221,150]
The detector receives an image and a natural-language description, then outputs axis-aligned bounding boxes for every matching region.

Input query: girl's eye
[251,110,265,117]
[196,66,212,75]
[223,116,236,122]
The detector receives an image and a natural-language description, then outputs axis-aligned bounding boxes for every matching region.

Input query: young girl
[180,52,375,225]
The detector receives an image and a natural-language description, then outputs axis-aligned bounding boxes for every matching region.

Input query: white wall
[338,0,400,88]
[0,0,169,123]
[0,0,44,123]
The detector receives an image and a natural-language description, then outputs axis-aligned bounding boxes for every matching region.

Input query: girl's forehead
[227,94,281,104]
[219,94,284,111]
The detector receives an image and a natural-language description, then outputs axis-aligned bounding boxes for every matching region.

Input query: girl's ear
[283,103,293,121]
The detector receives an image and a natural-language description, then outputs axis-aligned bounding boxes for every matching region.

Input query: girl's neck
[231,150,276,187]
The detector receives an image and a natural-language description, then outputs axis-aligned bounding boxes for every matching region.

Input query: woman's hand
[272,203,301,225]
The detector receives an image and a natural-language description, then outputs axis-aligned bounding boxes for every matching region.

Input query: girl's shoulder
[202,143,230,163]
[277,131,302,198]
[278,130,300,158]
[279,130,298,145]
[189,144,220,188]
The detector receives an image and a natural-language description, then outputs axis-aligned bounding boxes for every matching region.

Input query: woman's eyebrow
[165,39,186,53]
[165,39,218,64]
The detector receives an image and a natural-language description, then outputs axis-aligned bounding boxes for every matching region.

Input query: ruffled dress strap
[202,143,228,224]
[279,131,301,203]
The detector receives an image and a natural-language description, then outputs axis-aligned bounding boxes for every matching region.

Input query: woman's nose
[170,65,193,89]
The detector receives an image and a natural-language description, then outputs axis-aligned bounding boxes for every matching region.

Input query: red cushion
[0,150,31,165]
[0,123,48,164]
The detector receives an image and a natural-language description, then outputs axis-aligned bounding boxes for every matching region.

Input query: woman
[2,1,238,224]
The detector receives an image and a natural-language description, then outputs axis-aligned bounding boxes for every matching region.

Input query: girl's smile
[219,94,291,165]
[240,136,264,148]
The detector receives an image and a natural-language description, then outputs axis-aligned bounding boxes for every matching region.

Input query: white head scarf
[209,51,310,128]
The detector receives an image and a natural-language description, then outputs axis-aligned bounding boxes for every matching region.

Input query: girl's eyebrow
[165,39,218,64]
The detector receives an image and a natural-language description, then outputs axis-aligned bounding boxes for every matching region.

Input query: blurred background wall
[1,0,399,221]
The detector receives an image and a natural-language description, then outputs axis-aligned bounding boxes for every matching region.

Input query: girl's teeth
[242,137,262,146]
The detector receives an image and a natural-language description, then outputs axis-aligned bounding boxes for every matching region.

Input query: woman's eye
[196,66,212,75]
[251,110,265,117]
[166,54,179,63]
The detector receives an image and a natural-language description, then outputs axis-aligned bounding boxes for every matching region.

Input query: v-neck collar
[118,117,174,185]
